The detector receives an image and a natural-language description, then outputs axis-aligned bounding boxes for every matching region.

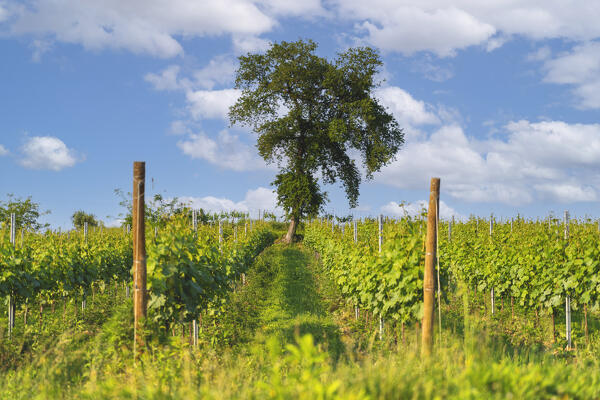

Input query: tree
[229,39,404,243]
[0,194,50,231]
[114,189,184,228]
[71,210,99,229]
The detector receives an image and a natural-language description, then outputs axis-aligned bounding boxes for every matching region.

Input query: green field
[2,218,600,399]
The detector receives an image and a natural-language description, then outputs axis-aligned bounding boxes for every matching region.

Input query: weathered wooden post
[133,162,147,355]
[422,178,440,357]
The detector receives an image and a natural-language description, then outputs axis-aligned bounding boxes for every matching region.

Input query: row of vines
[305,216,600,342]
[0,216,275,337]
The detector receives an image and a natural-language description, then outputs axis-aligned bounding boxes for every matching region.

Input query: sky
[1,1,600,228]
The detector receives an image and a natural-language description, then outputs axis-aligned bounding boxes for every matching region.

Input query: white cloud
[232,35,272,54]
[381,200,463,220]
[178,186,280,217]
[411,60,454,82]
[145,65,189,91]
[19,136,80,171]
[105,218,124,228]
[0,144,8,156]
[186,88,241,120]
[177,129,268,171]
[334,1,600,56]
[358,7,495,57]
[375,86,440,127]
[534,183,596,203]
[30,39,53,62]
[7,1,600,60]
[527,46,551,62]
[377,120,600,205]
[542,42,600,109]
[258,0,325,17]
[8,0,277,58]
[0,1,12,23]
[193,56,237,90]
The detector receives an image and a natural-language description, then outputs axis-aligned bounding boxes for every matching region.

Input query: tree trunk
[284,215,299,243]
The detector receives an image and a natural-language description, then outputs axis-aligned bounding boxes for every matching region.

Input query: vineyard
[2,208,600,398]
[304,215,600,347]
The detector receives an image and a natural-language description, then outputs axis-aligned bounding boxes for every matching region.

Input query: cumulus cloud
[177,129,268,171]
[232,35,272,54]
[8,0,278,58]
[333,1,600,56]
[258,0,326,17]
[19,136,81,171]
[186,88,241,120]
[105,218,124,228]
[178,186,280,217]
[145,65,189,91]
[357,7,495,57]
[375,86,440,127]
[376,120,600,205]
[542,42,600,109]
[146,57,238,93]
[3,0,328,59]
[0,144,8,156]
[381,200,463,220]
[192,56,237,89]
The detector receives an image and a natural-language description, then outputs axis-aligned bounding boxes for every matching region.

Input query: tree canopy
[229,39,404,242]
[0,194,50,231]
[71,210,100,229]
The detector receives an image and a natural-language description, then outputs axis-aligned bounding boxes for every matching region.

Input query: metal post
[378,214,383,254]
[8,213,16,339]
[192,319,199,347]
[490,214,494,315]
[564,210,571,350]
[219,220,223,253]
[84,221,88,243]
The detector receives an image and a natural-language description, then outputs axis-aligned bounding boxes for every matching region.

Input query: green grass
[2,242,600,399]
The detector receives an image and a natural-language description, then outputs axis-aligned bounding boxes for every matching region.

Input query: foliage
[230,39,404,227]
[146,216,276,328]
[305,217,433,323]
[0,194,50,231]
[71,210,99,229]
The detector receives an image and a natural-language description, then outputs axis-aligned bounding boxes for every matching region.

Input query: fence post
[422,178,440,357]
[133,161,147,356]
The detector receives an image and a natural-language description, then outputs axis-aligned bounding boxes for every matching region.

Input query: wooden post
[133,161,147,354]
[422,178,440,357]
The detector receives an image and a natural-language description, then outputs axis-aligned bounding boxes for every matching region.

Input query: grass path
[245,243,344,359]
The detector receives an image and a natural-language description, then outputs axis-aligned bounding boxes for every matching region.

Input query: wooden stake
[422,177,440,357]
[133,161,147,354]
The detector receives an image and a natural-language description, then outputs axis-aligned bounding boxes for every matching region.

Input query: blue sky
[1,1,600,228]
